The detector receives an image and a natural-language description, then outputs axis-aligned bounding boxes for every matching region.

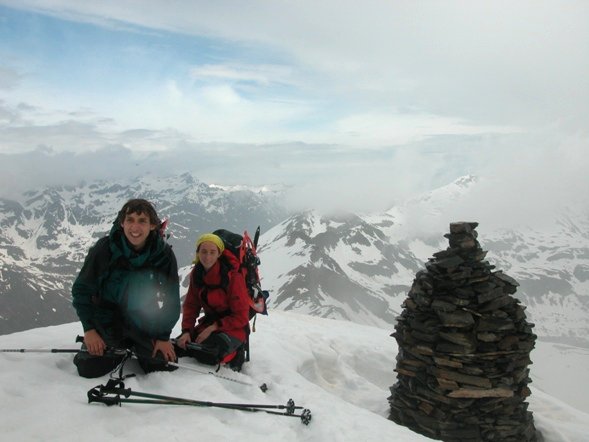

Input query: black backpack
[213,228,269,362]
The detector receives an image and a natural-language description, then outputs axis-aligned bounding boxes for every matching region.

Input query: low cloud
[1,130,587,239]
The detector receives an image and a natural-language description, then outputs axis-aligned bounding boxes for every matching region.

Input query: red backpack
[213,227,269,363]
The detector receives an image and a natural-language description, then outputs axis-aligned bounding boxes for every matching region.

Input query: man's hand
[153,339,176,362]
[84,329,106,356]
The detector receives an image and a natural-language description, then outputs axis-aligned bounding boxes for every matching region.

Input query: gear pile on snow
[388,222,538,441]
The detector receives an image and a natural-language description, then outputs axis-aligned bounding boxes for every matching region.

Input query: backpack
[212,227,269,364]
[213,227,269,319]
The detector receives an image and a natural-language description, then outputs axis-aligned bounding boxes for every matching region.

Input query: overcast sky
[0,1,587,213]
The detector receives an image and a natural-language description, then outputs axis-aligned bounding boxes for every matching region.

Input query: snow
[258,228,310,289]
[407,239,441,263]
[307,213,328,237]
[1,312,588,441]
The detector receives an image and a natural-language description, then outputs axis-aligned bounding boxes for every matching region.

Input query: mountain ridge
[258,176,589,346]
[0,173,286,334]
[2,174,587,349]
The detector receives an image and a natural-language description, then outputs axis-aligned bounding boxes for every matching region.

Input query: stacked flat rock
[388,222,538,442]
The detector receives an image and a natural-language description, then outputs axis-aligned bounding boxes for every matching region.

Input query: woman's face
[198,241,221,271]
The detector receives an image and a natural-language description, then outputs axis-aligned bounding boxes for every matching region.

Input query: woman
[176,233,250,370]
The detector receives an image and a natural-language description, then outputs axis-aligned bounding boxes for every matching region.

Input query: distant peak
[454,174,478,187]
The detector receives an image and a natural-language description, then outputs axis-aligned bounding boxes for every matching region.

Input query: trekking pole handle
[87,387,121,406]
[300,409,312,425]
[75,335,128,356]
[101,379,133,398]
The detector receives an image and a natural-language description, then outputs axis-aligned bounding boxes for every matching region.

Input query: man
[72,199,180,378]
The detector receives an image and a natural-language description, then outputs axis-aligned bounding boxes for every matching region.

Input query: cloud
[422,132,589,232]
[331,112,521,147]
[0,128,587,232]
[190,63,293,87]
[0,145,132,199]
[0,65,22,90]
[0,119,110,153]
[5,0,588,139]
[0,1,587,221]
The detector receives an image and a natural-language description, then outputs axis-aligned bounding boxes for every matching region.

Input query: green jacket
[72,220,180,341]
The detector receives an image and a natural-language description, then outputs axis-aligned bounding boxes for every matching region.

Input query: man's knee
[73,351,124,378]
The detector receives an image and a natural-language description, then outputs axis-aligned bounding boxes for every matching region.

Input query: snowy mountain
[2,172,587,350]
[258,211,420,329]
[0,173,286,334]
[259,175,589,347]
[0,313,587,441]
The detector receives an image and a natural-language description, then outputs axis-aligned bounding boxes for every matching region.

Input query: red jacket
[181,253,250,342]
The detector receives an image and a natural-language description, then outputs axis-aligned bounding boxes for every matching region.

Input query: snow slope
[0,312,587,442]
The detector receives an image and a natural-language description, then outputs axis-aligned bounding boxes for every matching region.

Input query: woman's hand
[84,329,106,356]
[195,324,218,344]
[176,332,191,350]
[152,339,176,362]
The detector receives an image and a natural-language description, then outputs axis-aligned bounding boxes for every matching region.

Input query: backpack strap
[193,263,232,326]
[90,237,122,311]
[199,286,231,326]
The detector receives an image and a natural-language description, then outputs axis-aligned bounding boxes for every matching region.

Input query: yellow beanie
[195,233,225,254]
[193,233,225,264]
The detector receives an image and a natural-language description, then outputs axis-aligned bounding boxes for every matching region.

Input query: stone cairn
[388,222,538,441]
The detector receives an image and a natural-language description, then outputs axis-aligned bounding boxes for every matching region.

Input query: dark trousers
[73,325,173,378]
[175,331,244,369]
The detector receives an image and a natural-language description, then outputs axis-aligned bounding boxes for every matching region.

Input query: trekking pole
[0,347,128,355]
[171,340,269,392]
[166,360,257,388]
[96,379,299,410]
[89,393,312,423]
[1,348,80,353]
[1,336,89,353]
[167,359,268,392]
[253,225,261,248]
[88,380,312,425]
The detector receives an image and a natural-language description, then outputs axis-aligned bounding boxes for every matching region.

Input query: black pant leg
[124,327,176,374]
[182,332,243,366]
[73,325,126,378]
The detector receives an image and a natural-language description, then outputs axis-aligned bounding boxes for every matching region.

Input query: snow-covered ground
[0,312,587,441]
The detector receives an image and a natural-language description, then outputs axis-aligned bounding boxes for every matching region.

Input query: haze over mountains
[1,174,587,349]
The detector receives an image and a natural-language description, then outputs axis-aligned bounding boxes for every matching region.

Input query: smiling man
[121,211,154,251]
[71,199,180,378]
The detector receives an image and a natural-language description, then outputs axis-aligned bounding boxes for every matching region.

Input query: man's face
[121,211,156,251]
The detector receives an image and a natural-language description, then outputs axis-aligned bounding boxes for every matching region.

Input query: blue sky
[0,1,588,213]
